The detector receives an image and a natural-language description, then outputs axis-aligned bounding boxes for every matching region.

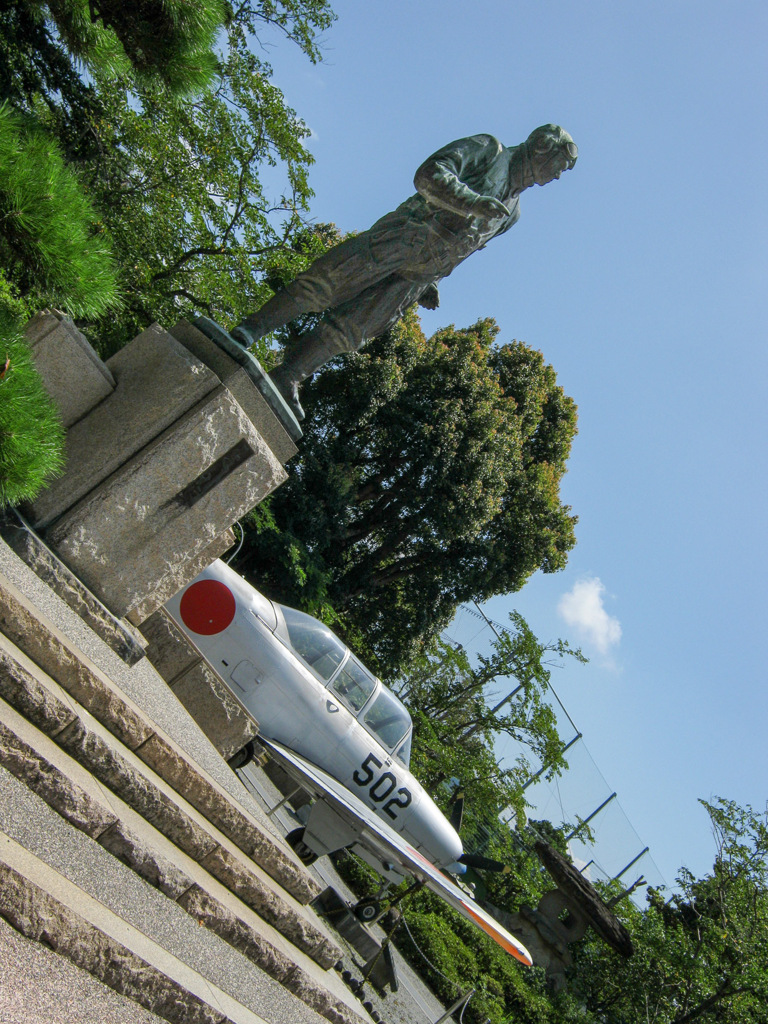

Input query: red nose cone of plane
[179,579,236,635]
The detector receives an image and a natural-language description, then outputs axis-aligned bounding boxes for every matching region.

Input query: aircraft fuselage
[164,560,463,870]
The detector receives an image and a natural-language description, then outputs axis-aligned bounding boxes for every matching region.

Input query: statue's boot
[268,331,345,422]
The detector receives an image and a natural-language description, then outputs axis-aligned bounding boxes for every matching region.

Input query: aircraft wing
[261,738,533,966]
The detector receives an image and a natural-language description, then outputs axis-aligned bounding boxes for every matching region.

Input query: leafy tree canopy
[236,311,578,672]
[1,1,336,347]
[73,1,338,350]
[567,797,768,1024]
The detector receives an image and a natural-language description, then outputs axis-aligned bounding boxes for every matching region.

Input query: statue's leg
[269,274,424,419]
[233,290,310,343]
[233,233,386,344]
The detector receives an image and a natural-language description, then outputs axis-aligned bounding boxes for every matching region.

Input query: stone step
[0,568,313,905]
[0,535,377,1023]
[0,630,342,970]
[0,696,367,1024]
[0,537,283,866]
[0,830,333,1024]
[0,914,168,1024]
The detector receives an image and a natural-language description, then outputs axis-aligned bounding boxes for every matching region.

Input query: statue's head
[525,125,578,185]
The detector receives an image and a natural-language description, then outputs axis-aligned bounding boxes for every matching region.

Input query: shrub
[0,310,65,507]
[400,909,478,1003]
[0,101,119,318]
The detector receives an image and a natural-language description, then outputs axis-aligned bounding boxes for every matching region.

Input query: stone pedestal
[492,889,588,990]
[25,314,297,625]
[24,310,115,429]
[483,840,633,990]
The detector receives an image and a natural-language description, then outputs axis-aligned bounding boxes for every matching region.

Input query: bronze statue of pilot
[233,124,577,419]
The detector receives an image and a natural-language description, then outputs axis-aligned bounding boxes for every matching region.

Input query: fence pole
[434,989,475,1024]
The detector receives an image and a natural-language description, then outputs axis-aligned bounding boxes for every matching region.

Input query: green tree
[76,64,332,352]
[390,620,585,918]
[568,797,768,1024]
[0,308,65,507]
[236,312,578,671]
[65,1,335,351]
[0,2,101,150]
[38,0,226,95]
[1,1,336,349]
[0,97,116,504]
[0,1,334,500]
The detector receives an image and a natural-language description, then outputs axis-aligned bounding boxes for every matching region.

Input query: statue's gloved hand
[418,283,440,310]
[471,195,511,225]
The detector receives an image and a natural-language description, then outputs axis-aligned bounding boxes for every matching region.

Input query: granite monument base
[25,314,298,626]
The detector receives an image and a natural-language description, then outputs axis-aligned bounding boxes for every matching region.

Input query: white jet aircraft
[164,558,532,965]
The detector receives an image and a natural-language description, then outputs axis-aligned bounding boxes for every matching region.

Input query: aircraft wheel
[227,741,255,770]
[286,827,318,866]
[353,899,381,923]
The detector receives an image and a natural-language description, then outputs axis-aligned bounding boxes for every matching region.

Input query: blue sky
[260,0,768,888]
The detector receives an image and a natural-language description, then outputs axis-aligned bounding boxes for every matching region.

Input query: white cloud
[557,577,621,654]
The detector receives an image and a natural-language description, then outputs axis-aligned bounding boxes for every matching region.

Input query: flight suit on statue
[234,125,577,417]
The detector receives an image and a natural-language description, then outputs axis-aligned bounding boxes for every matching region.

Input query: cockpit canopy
[278,604,347,680]
[362,687,412,764]
[275,602,413,765]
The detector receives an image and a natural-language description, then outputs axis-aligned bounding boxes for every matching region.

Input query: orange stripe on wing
[460,901,533,965]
